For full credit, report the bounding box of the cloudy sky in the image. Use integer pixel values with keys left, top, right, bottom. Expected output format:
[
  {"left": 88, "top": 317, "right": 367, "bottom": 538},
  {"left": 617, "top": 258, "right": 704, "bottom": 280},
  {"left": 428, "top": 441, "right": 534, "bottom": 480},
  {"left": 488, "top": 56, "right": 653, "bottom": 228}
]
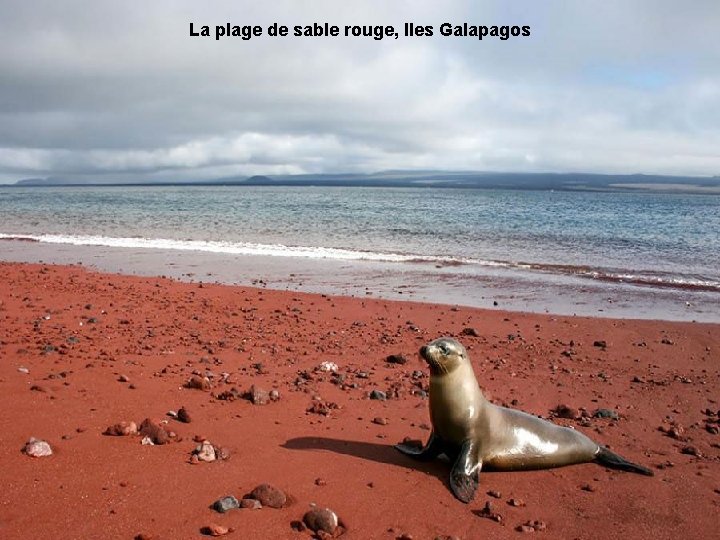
[{"left": 1, "top": 0, "right": 719, "bottom": 183}]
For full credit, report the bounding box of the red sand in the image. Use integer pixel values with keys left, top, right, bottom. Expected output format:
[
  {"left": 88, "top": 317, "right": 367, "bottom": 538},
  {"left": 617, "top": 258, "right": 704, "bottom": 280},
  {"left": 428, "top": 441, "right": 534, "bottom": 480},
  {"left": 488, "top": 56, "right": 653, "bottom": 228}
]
[{"left": 0, "top": 262, "right": 718, "bottom": 539}]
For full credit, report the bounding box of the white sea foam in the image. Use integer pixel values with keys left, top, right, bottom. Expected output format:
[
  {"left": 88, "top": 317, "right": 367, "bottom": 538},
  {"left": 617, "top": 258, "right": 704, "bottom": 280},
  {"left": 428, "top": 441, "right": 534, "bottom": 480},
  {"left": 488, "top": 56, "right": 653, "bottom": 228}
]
[
  {"left": 3, "top": 232, "right": 717, "bottom": 291},
  {"left": 0, "top": 233, "right": 486, "bottom": 266}
]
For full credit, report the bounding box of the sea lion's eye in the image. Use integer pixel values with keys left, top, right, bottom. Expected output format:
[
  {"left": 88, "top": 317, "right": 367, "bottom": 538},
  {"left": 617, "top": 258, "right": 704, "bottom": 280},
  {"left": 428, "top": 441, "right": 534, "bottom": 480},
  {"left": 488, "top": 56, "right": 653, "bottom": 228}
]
[{"left": 439, "top": 343, "right": 449, "bottom": 355}]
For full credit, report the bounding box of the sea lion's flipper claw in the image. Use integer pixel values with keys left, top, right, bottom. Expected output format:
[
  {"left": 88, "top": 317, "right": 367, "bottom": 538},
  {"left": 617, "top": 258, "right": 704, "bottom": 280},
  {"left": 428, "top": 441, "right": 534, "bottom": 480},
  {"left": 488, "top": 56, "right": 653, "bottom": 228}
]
[
  {"left": 450, "top": 440, "right": 481, "bottom": 503},
  {"left": 395, "top": 431, "right": 442, "bottom": 461}
]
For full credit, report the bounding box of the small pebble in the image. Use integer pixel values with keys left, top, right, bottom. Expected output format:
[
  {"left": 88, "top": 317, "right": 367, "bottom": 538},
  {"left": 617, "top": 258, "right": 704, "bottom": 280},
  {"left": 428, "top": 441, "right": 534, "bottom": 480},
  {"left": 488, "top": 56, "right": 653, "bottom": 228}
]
[
  {"left": 681, "top": 445, "right": 702, "bottom": 457},
  {"left": 552, "top": 404, "right": 577, "bottom": 419},
  {"left": 474, "top": 501, "right": 502, "bottom": 523},
  {"left": 386, "top": 354, "right": 408, "bottom": 365},
  {"left": 23, "top": 437, "right": 52, "bottom": 457},
  {"left": 195, "top": 440, "right": 217, "bottom": 462},
  {"left": 519, "top": 520, "right": 547, "bottom": 532},
  {"left": 240, "top": 498, "right": 262, "bottom": 509},
  {"left": 666, "top": 425, "right": 685, "bottom": 440},
  {"left": 369, "top": 390, "right": 387, "bottom": 401},
  {"left": 177, "top": 407, "right": 192, "bottom": 423},
  {"left": 249, "top": 484, "right": 287, "bottom": 508},
  {"left": 201, "top": 524, "right": 230, "bottom": 536},
  {"left": 249, "top": 385, "right": 270, "bottom": 405},
  {"left": 185, "top": 375, "right": 212, "bottom": 391},
  {"left": 216, "top": 446, "right": 231, "bottom": 460},
  {"left": 317, "top": 361, "right": 338, "bottom": 373},
  {"left": 593, "top": 408, "right": 619, "bottom": 420},
  {"left": 104, "top": 421, "right": 138, "bottom": 436},
  {"left": 138, "top": 418, "right": 170, "bottom": 445},
  {"left": 212, "top": 495, "right": 240, "bottom": 513},
  {"left": 303, "top": 507, "right": 339, "bottom": 534}
]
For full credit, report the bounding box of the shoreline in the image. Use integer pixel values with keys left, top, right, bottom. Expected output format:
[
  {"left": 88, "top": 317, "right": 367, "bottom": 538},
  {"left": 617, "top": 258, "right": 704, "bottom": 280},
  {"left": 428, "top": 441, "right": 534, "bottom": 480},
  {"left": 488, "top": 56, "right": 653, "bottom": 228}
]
[
  {"left": 1, "top": 261, "right": 718, "bottom": 539},
  {"left": 1, "top": 239, "right": 718, "bottom": 322}
]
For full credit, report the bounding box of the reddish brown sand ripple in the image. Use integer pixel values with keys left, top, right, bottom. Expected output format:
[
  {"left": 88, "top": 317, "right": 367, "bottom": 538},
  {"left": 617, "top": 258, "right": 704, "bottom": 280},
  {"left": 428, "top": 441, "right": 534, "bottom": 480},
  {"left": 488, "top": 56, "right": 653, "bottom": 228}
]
[{"left": 0, "top": 262, "right": 718, "bottom": 539}]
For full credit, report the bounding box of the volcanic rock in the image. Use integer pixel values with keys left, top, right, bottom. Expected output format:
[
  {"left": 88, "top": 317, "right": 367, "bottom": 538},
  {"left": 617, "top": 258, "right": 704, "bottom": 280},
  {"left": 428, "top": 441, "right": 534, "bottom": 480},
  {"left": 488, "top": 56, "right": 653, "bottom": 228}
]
[
  {"left": 303, "top": 507, "right": 339, "bottom": 535},
  {"left": 552, "top": 404, "right": 577, "bottom": 419},
  {"left": 138, "top": 418, "right": 170, "bottom": 445},
  {"left": 185, "top": 375, "right": 212, "bottom": 391},
  {"left": 104, "top": 421, "right": 138, "bottom": 436},
  {"left": 212, "top": 495, "right": 240, "bottom": 513},
  {"left": 201, "top": 524, "right": 230, "bottom": 536},
  {"left": 248, "top": 385, "right": 270, "bottom": 405},
  {"left": 240, "top": 498, "right": 262, "bottom": 509},
  {"left": 249, "top": 484, "right": 287, "bottom": 508},
  {"left": 386, "top": 354, "right": 408, "bottom": 365},
  {"left": 593, "top": 408, "right": 619, "bottom": 420},
  {"left": 177, "top": 407, "right": 192, "bottom": 423},
  {"left": 194, "top": 440, "right": 217, "bottom": 462}
]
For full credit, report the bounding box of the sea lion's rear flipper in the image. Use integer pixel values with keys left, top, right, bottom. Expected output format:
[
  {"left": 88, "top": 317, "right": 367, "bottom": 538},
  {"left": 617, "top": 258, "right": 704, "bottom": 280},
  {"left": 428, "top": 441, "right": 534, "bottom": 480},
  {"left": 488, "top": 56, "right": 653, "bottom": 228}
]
[
  {"left": 395, "top": 431, "right": 443, "bottom": 461},
  {"left": 450, "top": 440, "right": 482, "bottom": 503},
  {"left": 595, "top": 446, "right": 654, "bottom": 476}
]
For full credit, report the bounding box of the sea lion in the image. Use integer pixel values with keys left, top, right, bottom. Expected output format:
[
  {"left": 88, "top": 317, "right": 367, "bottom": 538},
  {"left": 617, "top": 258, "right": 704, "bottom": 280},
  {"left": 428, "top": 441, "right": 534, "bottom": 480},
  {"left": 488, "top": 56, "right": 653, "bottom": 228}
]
[{"left": 395, "top": 337, "right": 653, "bottom": 503}]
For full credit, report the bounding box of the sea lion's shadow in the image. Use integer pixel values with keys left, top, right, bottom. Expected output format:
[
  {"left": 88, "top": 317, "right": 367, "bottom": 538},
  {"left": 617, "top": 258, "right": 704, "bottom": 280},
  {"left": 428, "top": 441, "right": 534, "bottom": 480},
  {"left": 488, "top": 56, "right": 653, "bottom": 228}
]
[{"left": 282, "top": 436, "right": 449, "bottom": 484}]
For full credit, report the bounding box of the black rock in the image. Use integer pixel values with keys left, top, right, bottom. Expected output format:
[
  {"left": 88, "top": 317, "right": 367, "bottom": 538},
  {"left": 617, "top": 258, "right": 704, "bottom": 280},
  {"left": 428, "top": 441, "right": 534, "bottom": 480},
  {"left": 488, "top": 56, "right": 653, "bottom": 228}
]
[
  {"left": 212, "top": 495, "right": 240, "bottom": 513},
  {"left": 369, "top": 389, "right": 387, "bottom": 401},
  {"left": 593, "top": 408, "right": 619, "bottom": 420},
  {"left": 177, "top": 406, "right": 192, "bottom": 423}
]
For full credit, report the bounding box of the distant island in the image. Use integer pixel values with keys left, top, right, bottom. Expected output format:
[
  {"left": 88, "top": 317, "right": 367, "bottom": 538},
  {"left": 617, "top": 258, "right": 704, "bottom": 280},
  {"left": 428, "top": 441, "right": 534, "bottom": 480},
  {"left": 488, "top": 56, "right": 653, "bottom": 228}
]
[{"left": 10, "top": 171, "right": 720, "bottom": 194}]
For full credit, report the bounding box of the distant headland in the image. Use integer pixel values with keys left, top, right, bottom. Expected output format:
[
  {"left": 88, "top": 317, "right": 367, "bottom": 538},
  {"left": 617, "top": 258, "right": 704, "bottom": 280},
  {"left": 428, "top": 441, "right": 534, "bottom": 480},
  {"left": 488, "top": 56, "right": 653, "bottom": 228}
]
[{"left": 9, "top": 171, "right": 720, "bottom": 194}]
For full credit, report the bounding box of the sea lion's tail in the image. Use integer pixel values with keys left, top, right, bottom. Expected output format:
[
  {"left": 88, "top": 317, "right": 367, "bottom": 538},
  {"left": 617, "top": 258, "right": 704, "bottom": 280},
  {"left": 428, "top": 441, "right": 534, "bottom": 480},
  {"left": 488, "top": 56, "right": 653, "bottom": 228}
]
[{"left": 595, "top": 447, "right": 654, "bottom": 476}]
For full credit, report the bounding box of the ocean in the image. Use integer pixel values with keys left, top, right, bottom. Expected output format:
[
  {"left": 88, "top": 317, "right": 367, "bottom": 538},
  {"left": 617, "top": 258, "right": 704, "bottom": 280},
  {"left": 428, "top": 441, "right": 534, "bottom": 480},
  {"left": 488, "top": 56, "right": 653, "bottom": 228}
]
[{"left": 1, "top": 185, "right": 719, "bottom": 321}]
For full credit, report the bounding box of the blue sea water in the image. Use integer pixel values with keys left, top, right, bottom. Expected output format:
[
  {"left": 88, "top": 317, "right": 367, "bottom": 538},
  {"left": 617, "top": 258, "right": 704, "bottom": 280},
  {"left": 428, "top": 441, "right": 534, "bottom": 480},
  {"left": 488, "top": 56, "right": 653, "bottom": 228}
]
[{"left": 1, "top": 185, "right": 719, "bottom": 319}]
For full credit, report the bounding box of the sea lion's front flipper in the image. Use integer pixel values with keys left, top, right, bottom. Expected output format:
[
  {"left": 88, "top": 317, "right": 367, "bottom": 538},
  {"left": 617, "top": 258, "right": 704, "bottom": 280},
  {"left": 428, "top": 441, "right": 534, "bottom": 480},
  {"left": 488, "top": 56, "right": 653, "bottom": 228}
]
[
  {"left": 395, "top": 431, "right": 443, "bottom": 461},
  {"left": 450, "top": 440, "right": 482, "bottom": 503}
]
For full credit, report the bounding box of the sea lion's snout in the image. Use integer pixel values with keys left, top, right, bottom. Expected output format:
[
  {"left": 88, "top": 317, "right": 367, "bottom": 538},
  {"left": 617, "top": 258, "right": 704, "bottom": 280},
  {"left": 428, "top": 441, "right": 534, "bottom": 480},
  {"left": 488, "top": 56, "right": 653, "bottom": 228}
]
[{"left": 420, "top": 338, "right": 468, "bottom": 375}]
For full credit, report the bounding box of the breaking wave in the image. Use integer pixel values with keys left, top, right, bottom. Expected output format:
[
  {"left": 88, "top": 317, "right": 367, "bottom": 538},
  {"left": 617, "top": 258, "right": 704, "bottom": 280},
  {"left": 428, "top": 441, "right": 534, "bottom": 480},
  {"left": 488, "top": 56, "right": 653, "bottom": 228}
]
[{"left": 2, "top": 233, "right": 718, "bottom": 293}]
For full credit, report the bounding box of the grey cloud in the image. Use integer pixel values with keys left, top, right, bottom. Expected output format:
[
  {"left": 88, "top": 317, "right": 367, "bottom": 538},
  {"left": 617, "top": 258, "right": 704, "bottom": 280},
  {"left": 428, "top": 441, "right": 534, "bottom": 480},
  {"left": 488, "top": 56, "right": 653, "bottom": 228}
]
[{"left": 0, "top": 0, "right": 719, "bottom": 182}]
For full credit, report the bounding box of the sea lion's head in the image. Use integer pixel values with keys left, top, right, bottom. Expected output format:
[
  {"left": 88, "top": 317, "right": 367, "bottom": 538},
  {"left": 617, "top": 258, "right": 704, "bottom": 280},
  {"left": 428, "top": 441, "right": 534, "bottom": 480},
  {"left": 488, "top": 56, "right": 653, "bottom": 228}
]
[{"left": 420, "top": 337, "right": 468, "bottom": 375}]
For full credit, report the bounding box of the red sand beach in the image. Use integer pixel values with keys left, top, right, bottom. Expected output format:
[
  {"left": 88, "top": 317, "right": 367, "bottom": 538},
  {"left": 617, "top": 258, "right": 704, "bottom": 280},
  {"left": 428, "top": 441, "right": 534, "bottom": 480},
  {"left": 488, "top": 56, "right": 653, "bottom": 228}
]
[{"left": 0, "top": 262, "right": 718, "bottom": 539}]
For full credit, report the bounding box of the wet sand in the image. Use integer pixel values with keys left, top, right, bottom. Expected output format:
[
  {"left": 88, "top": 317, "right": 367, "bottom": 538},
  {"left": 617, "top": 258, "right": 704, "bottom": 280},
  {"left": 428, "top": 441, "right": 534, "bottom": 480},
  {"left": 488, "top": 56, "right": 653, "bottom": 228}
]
[
  {"left": 2, "top": 239, "right": 718, "bottom": 322},
  {"left": 0, "top": 262, "right": 718, "bottom": 539}
]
